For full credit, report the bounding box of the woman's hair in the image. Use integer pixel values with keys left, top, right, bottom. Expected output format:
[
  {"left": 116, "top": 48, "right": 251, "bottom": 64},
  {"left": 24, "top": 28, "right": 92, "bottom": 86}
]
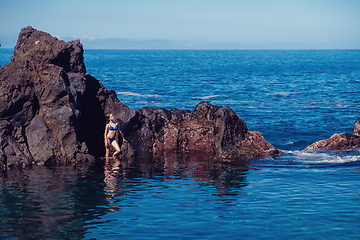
[{"left": 106, "top": 114, "right": 112, "bottom": 124}]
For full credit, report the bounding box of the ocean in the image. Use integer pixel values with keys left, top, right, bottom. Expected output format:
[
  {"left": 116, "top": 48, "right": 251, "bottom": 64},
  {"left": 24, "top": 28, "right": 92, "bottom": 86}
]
[{"left": 1, "top": 49, "right": 360, "bottom": 239}]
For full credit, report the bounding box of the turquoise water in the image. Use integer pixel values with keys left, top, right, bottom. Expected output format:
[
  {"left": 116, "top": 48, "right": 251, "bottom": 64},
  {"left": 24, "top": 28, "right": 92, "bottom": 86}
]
[{"left": 1, "top": 49, "right": 360, "bottom": 239}]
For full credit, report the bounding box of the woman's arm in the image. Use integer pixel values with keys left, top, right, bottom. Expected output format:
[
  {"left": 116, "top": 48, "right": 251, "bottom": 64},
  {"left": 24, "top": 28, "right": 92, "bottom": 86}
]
[{"left": 118, "top": 127, "right": 127, "bottom": 142}]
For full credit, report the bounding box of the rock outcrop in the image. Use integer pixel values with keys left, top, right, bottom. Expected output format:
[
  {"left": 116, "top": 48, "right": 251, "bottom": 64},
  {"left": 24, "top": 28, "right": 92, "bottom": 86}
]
[
  {"left": 134, "top": 102, "right": 277, "bottom": 161},
  {"left": 0, "top": 26, "right": 277, "bottom": 169},
  {"left": 303, "top": 119, "right": 360, "bottom": 151},
  {"left": 0, "top": 26, "right": 102, "bottom": 167}
]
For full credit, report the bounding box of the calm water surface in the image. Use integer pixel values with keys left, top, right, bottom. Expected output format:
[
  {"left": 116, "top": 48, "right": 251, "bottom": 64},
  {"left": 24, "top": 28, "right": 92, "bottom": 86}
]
[{"left": 1, "top": 49, "right": 360, "bottom": 239}]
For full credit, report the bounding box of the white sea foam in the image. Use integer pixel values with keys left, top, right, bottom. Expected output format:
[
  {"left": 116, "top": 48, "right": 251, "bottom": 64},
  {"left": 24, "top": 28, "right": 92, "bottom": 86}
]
[
  {"left": 284, "top": 150, "right": 360, "bottom": 164},
  {"left": 117, "top": 91, "right": 161, "bottom": 98}
]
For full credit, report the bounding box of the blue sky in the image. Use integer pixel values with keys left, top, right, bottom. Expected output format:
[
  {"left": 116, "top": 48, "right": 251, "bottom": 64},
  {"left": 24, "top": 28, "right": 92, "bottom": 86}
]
[{"left": 1, "top": 0, "right": 360, "bottom": 49}]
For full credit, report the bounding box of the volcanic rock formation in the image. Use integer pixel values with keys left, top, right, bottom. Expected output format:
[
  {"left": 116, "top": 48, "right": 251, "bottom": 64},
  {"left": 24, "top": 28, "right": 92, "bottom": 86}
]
[
  {"left": 0, "top": 26, "right": 277, "bottom": 169},
  {"left": 303, "top": 119, "right": 360, "bottom": 151}
]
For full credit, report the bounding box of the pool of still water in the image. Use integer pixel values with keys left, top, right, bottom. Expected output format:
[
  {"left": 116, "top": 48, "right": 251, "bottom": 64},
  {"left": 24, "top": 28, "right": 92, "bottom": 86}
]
[
  {"left": 2, "top": 150, "right": 359, "bottom": 240},
  {"left": 84, "top": 152, "right": 360, "bottom": 240}
]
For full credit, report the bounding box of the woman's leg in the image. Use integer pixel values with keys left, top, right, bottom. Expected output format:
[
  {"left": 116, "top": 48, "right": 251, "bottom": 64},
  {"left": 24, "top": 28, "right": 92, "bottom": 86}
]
[
  {"left": 112, "top": 140, "right": 121, "bottom": 157},
  {"left": 105, "top": 139, "right": 111, "bottom": 157}
]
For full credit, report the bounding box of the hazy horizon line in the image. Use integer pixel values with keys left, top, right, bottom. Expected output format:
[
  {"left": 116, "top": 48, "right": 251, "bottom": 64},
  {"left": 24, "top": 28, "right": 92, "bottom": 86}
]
[{"left": 1, "top": 36, "right": 359, "bottom": 50}]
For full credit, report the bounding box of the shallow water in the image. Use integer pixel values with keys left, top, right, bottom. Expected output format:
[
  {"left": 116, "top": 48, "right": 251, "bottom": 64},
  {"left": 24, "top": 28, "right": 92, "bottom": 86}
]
[
  {"left": 1, "top": 49, "right": 360, "bottom": 239},
  {"left": 0, "top": 152, "right": 359, "bottom": 240}
]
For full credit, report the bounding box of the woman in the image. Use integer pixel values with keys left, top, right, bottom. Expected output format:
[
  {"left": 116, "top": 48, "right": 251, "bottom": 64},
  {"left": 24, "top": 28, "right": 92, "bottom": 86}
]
[{"left": 104, "top": 114, "right": 127, "bottom": 157}]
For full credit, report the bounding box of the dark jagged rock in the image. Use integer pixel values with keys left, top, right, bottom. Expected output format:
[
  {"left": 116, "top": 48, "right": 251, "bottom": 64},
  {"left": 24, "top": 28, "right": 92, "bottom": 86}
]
[
  {"left": 0, "top": 26, "right": 102, "bottom": 168},
  {"left": 0, "top": 26, "right": 278, "bottom": 169},
  {"left": 303, "top": 119, "right": 360, "bottom": 151}
]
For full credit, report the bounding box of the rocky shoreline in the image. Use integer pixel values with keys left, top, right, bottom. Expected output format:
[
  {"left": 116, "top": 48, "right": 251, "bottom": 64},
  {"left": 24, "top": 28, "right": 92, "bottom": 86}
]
[
  {"left": 0, "top": 27, "right": 280, "bottom": 169},
  {"left": 0, "top": 27, "right": 358, "bottom": 169}
]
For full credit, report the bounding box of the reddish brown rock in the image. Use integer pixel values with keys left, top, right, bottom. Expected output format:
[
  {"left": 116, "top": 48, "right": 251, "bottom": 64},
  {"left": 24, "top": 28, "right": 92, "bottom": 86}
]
[
  {"left": 353, "top": 119, "right": 360, "bottom": 137},
  {"left": 136, "top": 102, "right": 278, "bottom": 162},
  {"left": 303, "top": 119, "right": 360, "bottom": 151}
]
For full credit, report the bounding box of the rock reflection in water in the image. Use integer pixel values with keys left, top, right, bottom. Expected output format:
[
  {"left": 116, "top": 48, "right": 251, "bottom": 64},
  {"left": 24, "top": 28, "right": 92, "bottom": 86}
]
[
  {"left": 1, "top": 152, "right": 249, "bottom": 239},
  {"left": 0, "top": 162, "right": 107, "bottom": 240},
  {"left": 104, "top": 151, "right": 250, "bottom": 197}
]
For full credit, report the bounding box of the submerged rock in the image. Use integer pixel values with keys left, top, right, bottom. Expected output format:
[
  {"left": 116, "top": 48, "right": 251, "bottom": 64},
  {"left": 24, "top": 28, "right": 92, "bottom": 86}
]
[
  {"left": 303, "top": 119, "right": 360, "bottom": 151},
  {"left": 0, "top": 26, "right": 277, "bottom": 168}
]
